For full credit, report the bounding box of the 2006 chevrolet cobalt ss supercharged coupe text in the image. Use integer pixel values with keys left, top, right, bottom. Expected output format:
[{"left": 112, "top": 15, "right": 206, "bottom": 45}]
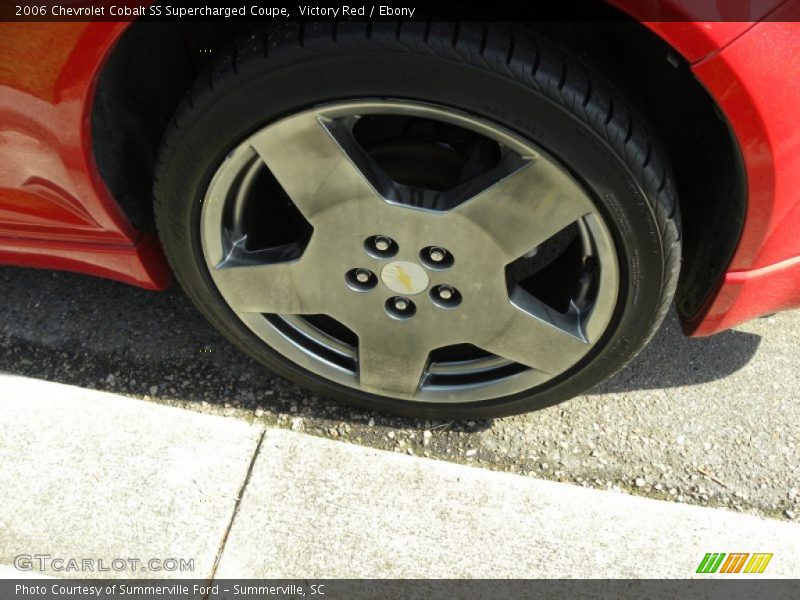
[{"left": 1, "top": 1, "right": 799, "bottom": 417}]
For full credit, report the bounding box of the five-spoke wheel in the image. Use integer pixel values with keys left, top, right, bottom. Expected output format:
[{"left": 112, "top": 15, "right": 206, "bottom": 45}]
[{"left": 200, "top": 102, "right": 618, "bottom": 402}]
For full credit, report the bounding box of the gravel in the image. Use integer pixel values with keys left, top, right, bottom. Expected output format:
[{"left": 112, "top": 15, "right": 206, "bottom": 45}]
[{"left": 1, "top": 266, "right": 798, "bottom": 520}]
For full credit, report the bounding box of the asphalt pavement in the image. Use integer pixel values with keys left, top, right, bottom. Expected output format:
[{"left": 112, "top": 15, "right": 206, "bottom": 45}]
[{"left": 1, "top": 265, "right": 798, "bottom": 521}]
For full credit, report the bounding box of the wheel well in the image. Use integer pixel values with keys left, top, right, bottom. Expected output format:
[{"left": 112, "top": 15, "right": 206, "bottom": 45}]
[
  {"left": 540, "top": 22, "right": 747, "bottom": 323},
  {"left": 91, "top": 22, "right": 242, "bottom": 231},
  {"left": 92, "top": 18, "right": 746, "bottom": 322}
]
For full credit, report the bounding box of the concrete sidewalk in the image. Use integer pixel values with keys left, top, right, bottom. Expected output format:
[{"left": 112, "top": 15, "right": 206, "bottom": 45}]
[{"left": 1, "top": 375, "right": 799, "bottom": 579}]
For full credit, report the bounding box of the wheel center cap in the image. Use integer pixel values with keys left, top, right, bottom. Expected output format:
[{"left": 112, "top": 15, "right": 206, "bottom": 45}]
[{"left": 380, "top": 261, "right": 429, "bottom": 295}]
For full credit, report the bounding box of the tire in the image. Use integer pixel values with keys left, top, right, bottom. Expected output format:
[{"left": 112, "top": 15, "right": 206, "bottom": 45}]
[{"left": 154, "top": 22, "right": 681, "bottom": 419}]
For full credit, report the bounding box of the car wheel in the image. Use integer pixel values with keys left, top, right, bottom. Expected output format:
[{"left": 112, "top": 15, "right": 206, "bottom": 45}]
[{"left": 154, "top": 23, "right": 680, "bottom": 419}]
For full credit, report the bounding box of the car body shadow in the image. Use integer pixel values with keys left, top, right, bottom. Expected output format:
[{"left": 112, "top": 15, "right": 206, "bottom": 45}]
[
  {"left": 589, "top": 315, "right": 761, "bottom": 395},
  {"left": 0, "top": 267, "right": 761, "bottom": 427}
]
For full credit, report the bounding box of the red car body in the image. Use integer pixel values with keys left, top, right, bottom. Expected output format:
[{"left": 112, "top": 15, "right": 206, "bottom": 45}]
[{"left": 1, "top": 3, "right": 800, "bottom": 336}]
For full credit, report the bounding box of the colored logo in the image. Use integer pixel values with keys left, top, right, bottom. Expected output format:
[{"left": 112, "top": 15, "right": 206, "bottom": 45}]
[
  {"left": 380, "top": 261, "right": 429, "bottom": 295},
  {"left": 696, "top": 553, "right": 773, "bottom": 574}
]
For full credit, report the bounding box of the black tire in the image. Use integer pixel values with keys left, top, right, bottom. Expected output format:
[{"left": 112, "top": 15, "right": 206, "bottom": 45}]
[{"left": 154, "top": 22, "right": 681, "bottom": 419}]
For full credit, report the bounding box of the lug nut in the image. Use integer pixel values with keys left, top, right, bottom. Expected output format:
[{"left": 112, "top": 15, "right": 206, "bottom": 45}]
[
  {"left": 420, "top": 246, "right": 454, "bottom": 269},
  {"left": 430, "top": 248, "right": 446, "bottom": 262},
  {"left": 365, "top": 235, "right": 398, "bottom": 258},
  {"left": 345, "top": 268, "right": 377, "bottom": 292},
  {"left": 430, "top": 284, "right": 462, "bottom": 309},
  {"left": 385, "top": 296, "right": 416, "bottom": 320}
]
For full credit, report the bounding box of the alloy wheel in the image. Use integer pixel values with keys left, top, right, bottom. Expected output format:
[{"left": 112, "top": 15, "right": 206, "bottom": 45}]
[{"left": 200, "top": 100, "right": 619, "bottom": 403}]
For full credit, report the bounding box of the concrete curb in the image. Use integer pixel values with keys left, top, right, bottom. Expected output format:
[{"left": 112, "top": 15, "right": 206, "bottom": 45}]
[
  {"left": 1, "top": 375, "right": 799, "bottom": 579},
  {"left": 0, "top": 375, "right": 262, "bottom": 579}
]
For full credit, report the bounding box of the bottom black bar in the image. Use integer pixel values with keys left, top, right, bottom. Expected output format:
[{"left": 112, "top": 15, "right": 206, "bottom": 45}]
[{"left": 2, "top": 579, "right": 799, "bottom": 600}]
